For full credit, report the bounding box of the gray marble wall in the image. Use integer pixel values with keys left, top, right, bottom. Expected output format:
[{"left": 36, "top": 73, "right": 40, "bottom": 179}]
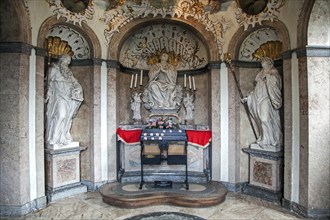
[{"left": 70, "top": 65, "right": 92, "bottom": 181}]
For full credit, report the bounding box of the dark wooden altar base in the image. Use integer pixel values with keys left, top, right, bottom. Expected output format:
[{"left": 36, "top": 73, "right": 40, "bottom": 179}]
[{"left": 100, "top": 181, "right": 227, "bottom": 208}]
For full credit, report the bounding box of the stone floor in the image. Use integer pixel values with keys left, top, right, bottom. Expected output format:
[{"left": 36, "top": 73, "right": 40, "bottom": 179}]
[{"left": 19, "top": 190, "right": 304, "bottom": 219}]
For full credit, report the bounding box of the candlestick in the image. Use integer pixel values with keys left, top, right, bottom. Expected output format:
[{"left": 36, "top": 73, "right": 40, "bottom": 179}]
[
  {"left": 140, "top": 70, "right": 143, "bottom": 86},
  {"left": 192, "top": 76, "right": 196, "bottom": 90},
  {"left": 130, "top": 74, "right": 134, "bottom": 88},
  {"left": 134, "top": 73, "right": 138, "bottom": 87},
  {"left": 184, "top": 74, "right": 187, "bottom": 88},
  {"left": 189, "top": 75, "right": 192, "bottom": 89}
]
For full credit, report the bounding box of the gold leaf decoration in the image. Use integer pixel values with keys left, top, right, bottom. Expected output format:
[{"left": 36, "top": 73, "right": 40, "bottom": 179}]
[
  {"left": 252, "top": 40, "right": 282, "bottom": 60},
  {"left": 44, "top": 36, "right": 74, "bottom": 58},
  {"left": 147, "top": 49, "right": 181, "bottom": 67}
]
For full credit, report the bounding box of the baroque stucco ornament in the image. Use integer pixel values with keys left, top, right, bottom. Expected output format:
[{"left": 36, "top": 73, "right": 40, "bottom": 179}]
[
  {"left": 235, "top": 0, "right": 285, "bottom": 30},
  {"left": 101, "top": 0, "right": 231, "bottom": 56},
  {"left": 45, "top": 25, "right": 91, "bottom": 59},
  {"left": 46, "top": 0, "right": 95, "bottom": 25},
  {"left": 119, "top": 24, "right": 207, "bottom": 70},
  {"left": 239, "top": 27, "right": 281, "bottom": 61}
]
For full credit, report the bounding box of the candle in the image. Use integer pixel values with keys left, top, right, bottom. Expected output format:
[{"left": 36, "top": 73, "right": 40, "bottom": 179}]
[
  {"left": 130, "top": 74, "right": 134, "bottom": 88},
  {"left": 189, "top": 75, "right": 192, "bottom": 89},
  {"left": 134, "top": 73, "right": 138, "bottom": 87},
  {"left": 184, "top": 74, "right": 187, "bottom": 88},
  {"left": 140, "top": 70, "right": 143, "bottom": 86},
  {"left": 193, "top": 76, "right": 196, "bottom": 90}
]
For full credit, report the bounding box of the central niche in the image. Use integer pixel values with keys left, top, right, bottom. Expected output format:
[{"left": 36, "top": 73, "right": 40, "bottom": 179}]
[
  {"left": 118, "top": 23, "right": 210, "bottom": 126},
  {"left": 119, "top": 24, "right": 208, "bottom": 71}
]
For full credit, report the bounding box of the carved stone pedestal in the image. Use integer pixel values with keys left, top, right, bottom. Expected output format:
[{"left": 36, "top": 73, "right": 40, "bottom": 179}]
[
  {"left": 45, "top": 145, "right": 87, "bottom": 202},
  {"left": 242, "top": 148, "right": 283, "bottom": 203}
]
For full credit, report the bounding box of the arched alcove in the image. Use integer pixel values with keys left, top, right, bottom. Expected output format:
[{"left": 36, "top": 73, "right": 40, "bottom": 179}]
[
  {"left": 0, "top": 0, "right": 31, "bottom": 43},
  {"left": 110, "top": 17, "right": 218, "bottom": 127},
  {"left": 37, "top": 16, "right": 101, "bottom": 59},
  {"left": 109, "top": 17, "right": 218, "bottom": 61}
]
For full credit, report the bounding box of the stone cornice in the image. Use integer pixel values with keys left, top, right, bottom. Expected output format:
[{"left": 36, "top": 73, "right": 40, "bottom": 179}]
[
  {"left": 70, "top": 59, "right": 94, "bottom": 66},
  {"left": 0, "top": 42, "right": 33, "bottom": 55},
  {"left": 208, "top": 61, "right": 222, "bottom": 69},
  {"left": 107, "top": 60, "right": 120, "bottom": 68},
  {"left": 296, "top": 46, "right": 330, "bottom": 58}
]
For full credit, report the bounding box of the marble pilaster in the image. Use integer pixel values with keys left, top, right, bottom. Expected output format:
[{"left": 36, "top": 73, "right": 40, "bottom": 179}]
[
  {"left": 108, "top": 66, "right": 118, "bottom": 181},
  {"left": 281, "top": 55, "right": 293, "bottom": 202},
  {"left": 0, "top": 47, "right": 46, "bottom": 217},
  {"left": 210, "top": 67, "right": 221, "bottom": 181}
]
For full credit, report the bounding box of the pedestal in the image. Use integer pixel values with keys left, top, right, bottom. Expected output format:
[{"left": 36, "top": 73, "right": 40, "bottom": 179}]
[
  {"left": 45, "top": 145, "right": 87, "bottom": 202},
  {"left": 242, "top": 148, "right": 283, "bottom": 203}
]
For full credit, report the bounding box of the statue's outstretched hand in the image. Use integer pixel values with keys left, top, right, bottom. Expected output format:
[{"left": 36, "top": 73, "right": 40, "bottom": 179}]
[{"left": 241, "top": 97, "right": 247, "bottom": 104}]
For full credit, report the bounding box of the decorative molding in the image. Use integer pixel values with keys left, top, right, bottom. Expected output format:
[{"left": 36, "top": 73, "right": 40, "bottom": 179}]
[
  {"left": 221, "top": 181, "right": 247, "bottom": 192},
  {"left": 107, "top": 60, "right": 121, "bottom": 68},
  {"left": 295, "top": 46, "right": 330, "bottom": 58},
  {"left": 0, "top": 42, "right": 34, "bottom": 55},
  {"left": 70, "top": 59, "right": 94, "bottom": 66},
  {"left": 242, "top": 184, "right": 282, "bottom": 204},
  {"left": 0, "top": 196, "right": 47, "bottom": 217},
  {"left": 46, "top": 0, "right": 95, "bottom": 26},
  {"left": 208, "top": 61, "right": 222, "bottom": 69},
  {"left": 81, "top": 180, "right": 108, "bottom": 191},
  {"left": 101, "top": 0, "right": 232, "bottom": 56},
  {"left": 235, "top": 0, "right": 285, "bottom": 30},
  {"left": 242, "top": 148, "right": 284, "bottom": 161},
  {"left": 282, "top": 199, "right": 330, "bottom": 218},
  {"left": 45, "top": 25, "right": 90, "bottom": 59},
  {"left": 232, "top": 60, "right": 261, "bottom": 68},
  {"left": 92, "top": 58, "right": 105, "bottom": 66},
  {"left": 280, "top": 50, "right": 293, "bottom": 60}
]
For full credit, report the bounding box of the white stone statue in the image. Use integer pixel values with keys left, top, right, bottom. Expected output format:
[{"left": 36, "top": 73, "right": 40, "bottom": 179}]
[
  {"left": 131, "top": 91, "right": 142, "bottom": 122},
  {"left": 45, "top": 55, "right": 84, "bottom": 146},
  {"left": 183, "top": 93, "right": 195, "bottom": 124},
  {"left": 142, "top": 52, "right": 182, "bottom": 111},
  {"left": 242, "top": 57, "right": 283, "bottom": 151}
]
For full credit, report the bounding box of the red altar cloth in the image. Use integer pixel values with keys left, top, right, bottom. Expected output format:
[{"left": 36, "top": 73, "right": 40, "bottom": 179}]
[
  {"left": 186, "top": 130, "right": 212, "bottom": 148},
  {"left": 116, "top": 128, "right": 142, "bottom": 145},
  {"left": 116, "top": 128, "right": 212, "bottom": 148}
]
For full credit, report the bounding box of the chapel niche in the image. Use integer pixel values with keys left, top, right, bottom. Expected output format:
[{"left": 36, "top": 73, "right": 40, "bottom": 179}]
[{"left": 117, "top": 23, "right": 210, "bottom": 127}]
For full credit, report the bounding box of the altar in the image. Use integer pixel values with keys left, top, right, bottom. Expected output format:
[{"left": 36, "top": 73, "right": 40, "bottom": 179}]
[{"left": 116, "top": 127, "right": 212, "bottom": 184}]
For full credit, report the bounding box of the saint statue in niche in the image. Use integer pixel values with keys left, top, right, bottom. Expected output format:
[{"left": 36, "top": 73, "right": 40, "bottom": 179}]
[
  {"left": 242, "top": 57, "right": 283, "bottom": 151},
  {"left": 142, "top": 52, "right": 182, "bottom": 111},
  {"left": 45, "top": 55, "right": 84, "bottom": 146}
]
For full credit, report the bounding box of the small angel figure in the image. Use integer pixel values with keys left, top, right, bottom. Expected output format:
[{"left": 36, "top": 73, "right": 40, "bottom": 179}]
[
  {"left": 131, "top": 91, "right": 142, "bottom": 123},
  {"left": 183, "top": 93, "right": 195, "bottom": 124}
]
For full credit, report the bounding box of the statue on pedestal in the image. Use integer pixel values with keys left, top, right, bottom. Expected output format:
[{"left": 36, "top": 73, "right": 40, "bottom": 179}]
[
  {"left": 131, "top": 91, "right": 142, "bottom": 124},
  {"left": 242, "top": 57, "right": 283, "bottom": 151},
  {"left": 45, "top": 55, "right": 83, "bottom": 146},
  {"left": 142, "top": 52, "right": 182, "bottom": 112}
]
